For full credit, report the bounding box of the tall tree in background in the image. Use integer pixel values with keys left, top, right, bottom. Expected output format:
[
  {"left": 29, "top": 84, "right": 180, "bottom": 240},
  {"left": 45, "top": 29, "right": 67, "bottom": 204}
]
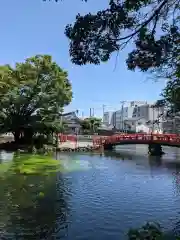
[
  {"left": 0, "top": 55, "right": 72, "bottom": 143},
  {"left": 80, "top": 117, "right": 102, "bottom": 134}
]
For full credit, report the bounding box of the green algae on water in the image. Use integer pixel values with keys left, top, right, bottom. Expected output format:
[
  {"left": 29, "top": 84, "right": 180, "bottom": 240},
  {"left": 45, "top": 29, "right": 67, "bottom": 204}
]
[
  {"left": 14, "top": 154, "right": 62, "bottom": 175},
  {"left": 0, "top": 154, "right": 91, "bottom": 177},
  {"left": 0, "top": 154, "right": 62, "bottom": 176},
  {"left": 0, "top": 161, "right": 13, "bottom": 175}
]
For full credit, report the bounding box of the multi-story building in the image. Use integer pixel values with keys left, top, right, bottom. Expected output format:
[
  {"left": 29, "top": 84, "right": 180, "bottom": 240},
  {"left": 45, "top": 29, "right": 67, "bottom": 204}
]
[
  {"left": 103, "top": 101, "right": 164, "bottom": 133},
  {"left": 103, "top": 111, "right": 113, "bottom": 126}
]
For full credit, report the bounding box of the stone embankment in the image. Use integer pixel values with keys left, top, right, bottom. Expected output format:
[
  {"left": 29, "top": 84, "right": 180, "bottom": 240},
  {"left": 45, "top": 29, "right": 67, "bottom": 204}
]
[
  {"left": 57, "top": 141, "right": 101, "bottom": 152},
  {"left": 0, "top": 139, "right": 102, "bottom": 153}
]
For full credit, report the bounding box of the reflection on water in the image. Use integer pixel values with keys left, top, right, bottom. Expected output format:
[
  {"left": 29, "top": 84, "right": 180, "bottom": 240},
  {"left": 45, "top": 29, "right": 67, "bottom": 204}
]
[
  {"left": 0, "top": 146, "right": 180, "bottom": 239},
  {"left": 0, "top": 154, "right": 68, "bottom": 239}
]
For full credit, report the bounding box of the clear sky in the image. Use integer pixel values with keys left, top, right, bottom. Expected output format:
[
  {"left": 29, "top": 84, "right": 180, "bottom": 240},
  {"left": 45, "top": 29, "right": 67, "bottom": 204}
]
[{"left": 1, "top": 0, "right": 166, "bottom": 117}]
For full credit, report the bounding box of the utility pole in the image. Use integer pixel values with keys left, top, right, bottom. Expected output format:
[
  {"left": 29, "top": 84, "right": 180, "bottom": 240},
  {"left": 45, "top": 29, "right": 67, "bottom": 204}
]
[
  {"left": 120, "top": 101, "right": 126, "bottom": 132},
  {"left": 152, "top": 104, "right": 155, "bottom": 133},
  {"left": 92, "top": 108, "right": 94, "bottom": 117},
  {"left": 173, "top": 106, "right": 176, "bottom": 134},
  {"left": 172, "top": 89, "right": 176, "bottom": 134},
  {"left": 102, "top": 104, "right": 106, "bottom": 123},
  {"left": 76, "top": 109, "right": 79, "bottom": 117},
  {"left": 82, "top": 111, "right": 84, "bottom": 119},
  {"left": 102, "top": 104, "right": 105, "bottom": 115}
]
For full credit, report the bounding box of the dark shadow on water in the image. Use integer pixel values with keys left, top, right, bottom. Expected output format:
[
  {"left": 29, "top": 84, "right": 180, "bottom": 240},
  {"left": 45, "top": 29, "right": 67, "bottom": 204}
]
[
  {"left": 103, "top": 150, "right": 133, "bottom": 161},
  {"left": 148, "top": 156, "right": 163, "bottom": 168},
  {"left": 104, "top": 150, "right": 180, "bottom": 170},
  {"left": 165, "top": 162, "right": 180, "bottom": 170}
]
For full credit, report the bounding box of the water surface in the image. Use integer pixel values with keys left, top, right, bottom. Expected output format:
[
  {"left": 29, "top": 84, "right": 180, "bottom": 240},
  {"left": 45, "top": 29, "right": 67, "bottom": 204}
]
[{"left": 0, "top": 146, "right": 180, "bottom": 239}]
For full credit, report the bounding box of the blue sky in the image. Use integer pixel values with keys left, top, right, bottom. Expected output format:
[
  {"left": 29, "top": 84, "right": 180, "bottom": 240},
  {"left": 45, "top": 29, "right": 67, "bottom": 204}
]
[{"left": 1, "top": 0, "right": 166, "bottom": 117}]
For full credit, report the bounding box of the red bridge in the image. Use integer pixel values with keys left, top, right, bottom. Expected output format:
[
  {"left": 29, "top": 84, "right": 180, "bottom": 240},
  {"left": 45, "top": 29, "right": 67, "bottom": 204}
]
[
  {"left": 58, "top": 133, "right": 180, "bottom": 156},
  {"left": 93, "top": 133, "right": 180, "bottom": 156}
]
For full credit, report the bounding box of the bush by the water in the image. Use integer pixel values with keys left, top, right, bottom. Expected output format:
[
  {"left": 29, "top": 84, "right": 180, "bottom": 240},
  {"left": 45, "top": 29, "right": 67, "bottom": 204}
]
[
  {"left": 128, "top": 222, "right": 180, "bottom": 239},
  {"left": 128, "top": 222, "right": 163, "bottom": 239}
]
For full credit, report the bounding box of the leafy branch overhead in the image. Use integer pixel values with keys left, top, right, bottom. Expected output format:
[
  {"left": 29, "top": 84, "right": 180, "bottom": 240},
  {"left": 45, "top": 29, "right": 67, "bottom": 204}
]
[{"left": 48, "top": 0, "right": 179, "bottom": 78}]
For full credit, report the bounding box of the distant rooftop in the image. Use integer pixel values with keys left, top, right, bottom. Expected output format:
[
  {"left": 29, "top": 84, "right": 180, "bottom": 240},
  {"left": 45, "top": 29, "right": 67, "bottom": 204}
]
[
  {"left": 98, "top": 124, "right": 114, "bottom": 130},
  {"left": 61, "top": 111, "right": 77, "bottom": 116},
  {"left": 124, "top": 117, "right": 147, "bottom": 121}
]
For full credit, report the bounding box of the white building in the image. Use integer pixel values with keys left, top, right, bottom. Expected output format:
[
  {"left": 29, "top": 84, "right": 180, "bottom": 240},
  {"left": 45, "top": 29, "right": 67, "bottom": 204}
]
[
  {"left": 103, "top": 111, "right": 114, "bottom": 126},
  {"left": 103, "top": 101, "right": 163, "bottom": 133},
  {"left": 124, "top": 117, "right": 163, "bottom": 133}
]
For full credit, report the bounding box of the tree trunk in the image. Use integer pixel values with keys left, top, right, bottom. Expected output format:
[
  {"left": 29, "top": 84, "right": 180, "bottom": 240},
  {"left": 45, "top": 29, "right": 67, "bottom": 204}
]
[
  {"left": 24, "top": 129, "right": 33, "bottom": 144},
  {"left": 13, "top": 130, "right": 20, "bottom": 143}
]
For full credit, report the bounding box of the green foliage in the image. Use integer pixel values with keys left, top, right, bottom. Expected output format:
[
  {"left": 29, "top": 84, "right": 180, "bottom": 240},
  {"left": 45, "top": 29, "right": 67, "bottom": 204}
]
[
  {"left": 128, "top": 222, "right": 180, "bottom": 239},
  {"left": 128, "top": 222, "right": 163, "bottom": 239},
  {"left": 161, "top": 78, "right": 180, "bottom": 114},
  {"left": 0, "top": 65, "right": 18, "bottom": 95},
  {"left": 127, "top": 25, "right": 180, "bottom": 79},
  {"left": 0, "top": 55, "right": 72, "bottom": 143},
  {"left": 154, "top": 99, "right": 166, "bottom": 108},
  {"left": 158, "top": 55, "right": 180, "bottom": 115},
  {"left": 80, "top": 117, "right": 102, "bottom": 133},
  {"left": 54, "top": 0, "right": 180, "bottom": 78}
]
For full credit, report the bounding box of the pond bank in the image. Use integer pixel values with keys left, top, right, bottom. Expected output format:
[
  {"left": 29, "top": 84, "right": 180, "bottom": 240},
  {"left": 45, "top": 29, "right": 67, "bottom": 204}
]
[{"left": 0, "top": 140, "right": 101, "bottom": 153}]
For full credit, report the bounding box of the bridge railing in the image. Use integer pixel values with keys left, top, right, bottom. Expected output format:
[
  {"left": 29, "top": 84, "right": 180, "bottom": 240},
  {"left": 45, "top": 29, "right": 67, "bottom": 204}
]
[
  {"left": 58, "top": 133, "right": 180, "bottom": 146},
  {"left": 92, "top": 133, "right": 180, "bottom": 146},
  {"left": 58, "top": 134, "right": 77, "bottom": 143}
]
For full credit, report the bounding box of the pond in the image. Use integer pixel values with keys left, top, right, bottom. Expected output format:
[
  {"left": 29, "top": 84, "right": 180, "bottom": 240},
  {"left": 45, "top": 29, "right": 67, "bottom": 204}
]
[{"left": 0, "top": 146, "right": 180, "bottom": 239}]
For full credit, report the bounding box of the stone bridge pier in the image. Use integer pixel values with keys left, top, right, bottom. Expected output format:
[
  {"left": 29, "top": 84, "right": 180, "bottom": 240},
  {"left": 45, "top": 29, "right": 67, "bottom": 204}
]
[
  {"left": 103, "top": 144, "right": 114, "bottom": 151},
  {"left": 148, "top": 143, "right": 164, "bottom": 156}
]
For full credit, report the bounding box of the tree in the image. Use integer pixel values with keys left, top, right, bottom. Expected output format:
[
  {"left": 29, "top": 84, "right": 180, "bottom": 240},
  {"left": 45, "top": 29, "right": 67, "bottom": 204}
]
[
  {"left": 161, "top": 77, "right": 180, "bottom": 117},
  {"left": 58, "top": 0, "right": 179, "bottom": 78},
  {"left": 0, "top": 55, "right": 72, "bottom": 143},
  {"left": 80, "top": 117, "right": 102, "bottom": 133},
  {"left": 0, "top": 65, "right": 16, "bottom": 94}
]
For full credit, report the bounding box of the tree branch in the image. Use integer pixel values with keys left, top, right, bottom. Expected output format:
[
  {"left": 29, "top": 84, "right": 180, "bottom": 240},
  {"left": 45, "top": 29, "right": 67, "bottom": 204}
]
[{"left": 113, "top": 0, "right": 169, "bottom": 41}]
